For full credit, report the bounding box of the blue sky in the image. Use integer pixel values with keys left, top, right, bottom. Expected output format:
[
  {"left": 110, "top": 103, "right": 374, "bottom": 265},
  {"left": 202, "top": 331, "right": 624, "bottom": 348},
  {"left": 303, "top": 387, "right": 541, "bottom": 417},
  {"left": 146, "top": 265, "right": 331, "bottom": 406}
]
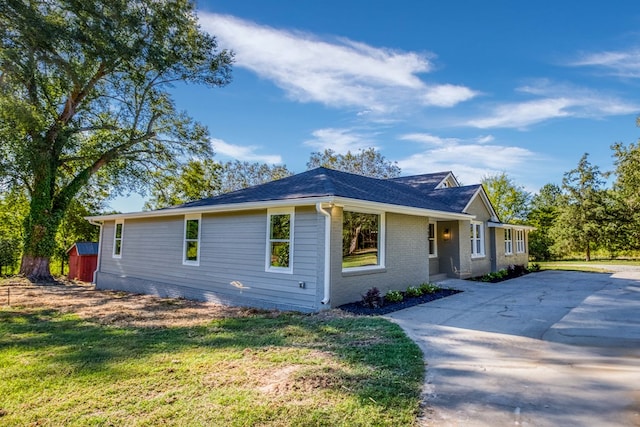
[{"left": 112, "top": 0, "right": 640, "bottom": 212}]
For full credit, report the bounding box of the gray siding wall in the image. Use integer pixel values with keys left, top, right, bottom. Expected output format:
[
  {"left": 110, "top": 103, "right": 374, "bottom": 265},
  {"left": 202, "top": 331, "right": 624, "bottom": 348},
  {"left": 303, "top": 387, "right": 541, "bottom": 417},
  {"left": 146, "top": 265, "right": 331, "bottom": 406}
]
[
  {"left": 97, "top": 206, "right": 324, "bottom": 312},
  {"left": 329, "top": 207, "right": 430, "bottom": 307}
]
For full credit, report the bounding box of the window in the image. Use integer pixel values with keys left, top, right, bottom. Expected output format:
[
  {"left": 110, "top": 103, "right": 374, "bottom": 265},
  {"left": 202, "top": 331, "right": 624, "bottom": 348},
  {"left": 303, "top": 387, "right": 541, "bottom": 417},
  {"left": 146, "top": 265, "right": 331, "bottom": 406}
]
[
  {"left": 266, "top": 208, "right": 293, "bottom": 272},
  {"left": 504, "top": 228, "right": 513, "bottom": 255},
  {"left": 516, "top": 229, "right": 526, "bottom": 253},
  {"left": 428, "top": 222, "right": 437, "bottom": 258},
  {"left": 113, "top": 220, "right": 123, "bottom": 258},
  {"left": 470, "top": 221, "right": 485, "bottom": 258},
  {"left": 342, "top": 210, "right": 385, "bottom": 270},
  {"left": 183, "top": 214, "right": 201, "bottom": 266}
]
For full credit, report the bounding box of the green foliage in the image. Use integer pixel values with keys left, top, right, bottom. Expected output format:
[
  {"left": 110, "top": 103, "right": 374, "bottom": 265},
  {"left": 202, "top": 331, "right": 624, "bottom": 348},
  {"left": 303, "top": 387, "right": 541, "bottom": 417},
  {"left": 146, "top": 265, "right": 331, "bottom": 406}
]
[
  {"left": 527, "top": 183, "right": 562, "bottom": 260},
  {"left": 307, "top": 148, "right": 401, "bottom": 178},
  {"left": 551, "top": 154, "right": 607, "bottom": 261},
  {"left": 385, "top": 290, "right": 404, "bottom": 303},
  {"left": 481, "top": 172, "right": 531, "bottom": 223},
  {"left": 405, "top": 286, "right": 423, "bottom": 298},
  {"left": 144, "top": 159, "right": 292, "bottom": 210},
  {"left": 418, "top": 282, "right": 440, "bottom": 294},
  {"left": 0, "top": 0, "right": 233, "bottom": 278}
]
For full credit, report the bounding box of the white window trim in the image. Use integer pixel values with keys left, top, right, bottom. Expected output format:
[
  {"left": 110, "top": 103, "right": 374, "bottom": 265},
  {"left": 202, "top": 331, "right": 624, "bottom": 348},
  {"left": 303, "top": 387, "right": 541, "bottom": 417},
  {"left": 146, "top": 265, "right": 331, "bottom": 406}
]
[
  {"left": 505, "top": 228, "right": 513, "bottom": 256},
  {"left": 516, "top": 229, "right": 526, "bottom": 254},
  {"left": 342, "top": 209, "right": 386, "bottom": 272},
  {"left": 183, "top": 213, "right": 201, "bottom": 266},
  {"left": 265, "top": 207, "right": 294, "bottom": 274},
  {"left": 470, "top": 220, "right": 485, "bottom": 258},
  {"left": 428, "top": 221, "right": 437, "bottom": 258},
  {"left": 112, "top": 219, "right": 123, "bottom": 258}
]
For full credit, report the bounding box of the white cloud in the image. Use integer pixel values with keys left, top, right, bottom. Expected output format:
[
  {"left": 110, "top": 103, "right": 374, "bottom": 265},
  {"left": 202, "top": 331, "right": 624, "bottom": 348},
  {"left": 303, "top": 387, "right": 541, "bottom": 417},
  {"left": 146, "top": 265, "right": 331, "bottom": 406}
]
[
  {"left": 211, "top": 138, "right": 283, "bottom": 164},
  {"left": 397, "top": 133, "right": 537, "bottom": 184},
  {"left": 399, "top": 133, "right": 460, "bottom": 145},
  {"left": 467, "top": 81, "right": 639, "bottom": 129},
  {"left": 199, "top": 13, "right": 478, "bottom": 112},
  {"left": 570, "top": 48, "right": 640, "bottom": 78},
  {"left": 303, "top": 128, "right": 376, "bottom": 153},
  {"left": 422, "top": 84, "right": 478, "bottom": 107}
]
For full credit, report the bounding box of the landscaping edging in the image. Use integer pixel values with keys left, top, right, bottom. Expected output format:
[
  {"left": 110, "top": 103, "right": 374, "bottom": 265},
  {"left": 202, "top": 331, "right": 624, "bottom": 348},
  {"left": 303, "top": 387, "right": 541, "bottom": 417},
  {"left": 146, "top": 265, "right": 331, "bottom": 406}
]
[{"left": 337, "top": 288, "right": 462, "bottom": 315}]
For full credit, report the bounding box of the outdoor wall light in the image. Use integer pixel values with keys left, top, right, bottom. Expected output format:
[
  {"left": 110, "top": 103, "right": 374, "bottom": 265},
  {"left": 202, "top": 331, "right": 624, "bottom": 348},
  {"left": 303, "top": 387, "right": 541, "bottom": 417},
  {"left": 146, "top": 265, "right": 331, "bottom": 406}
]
[{"left": 443, "top": 228, "right": 451, "bottom": 241}]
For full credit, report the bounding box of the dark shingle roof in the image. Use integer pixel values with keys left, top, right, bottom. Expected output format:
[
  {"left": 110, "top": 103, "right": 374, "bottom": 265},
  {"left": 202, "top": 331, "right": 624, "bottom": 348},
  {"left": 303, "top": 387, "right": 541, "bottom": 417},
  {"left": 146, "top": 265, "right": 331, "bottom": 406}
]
[
  {"left": 390, "top": 172, "right": 453, "bottom": 191},
  {"left": 68, "top": 242, "right": 99, "bottom": 255},
  {"left": 165, "top": 167, "right": 481, "bottom": 216}
]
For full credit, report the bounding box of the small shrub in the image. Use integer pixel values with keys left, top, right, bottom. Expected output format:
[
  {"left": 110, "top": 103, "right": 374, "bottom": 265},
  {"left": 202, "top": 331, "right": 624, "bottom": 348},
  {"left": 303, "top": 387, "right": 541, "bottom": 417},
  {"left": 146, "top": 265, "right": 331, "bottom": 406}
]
[
  {"left": 405, "top": 286, "right": 423, "bottom": 298},
  {"left": 385, "top": 290, "right": 404, "bottom": 303},
  {"left": 419, "top": 282, "right": 440, "bottom": 294},
  {"left": 361, "top": 287, "right": 383, "bottom": 308},
  {"left": 527, "top": 263, "right": 541, "bottom": 273}
]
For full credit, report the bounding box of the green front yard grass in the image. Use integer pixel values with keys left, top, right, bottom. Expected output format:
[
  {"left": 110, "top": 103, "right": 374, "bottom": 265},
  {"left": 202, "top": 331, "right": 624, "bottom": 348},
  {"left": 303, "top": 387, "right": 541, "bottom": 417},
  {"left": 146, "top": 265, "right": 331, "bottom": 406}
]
[
  {"left": 538, "top": 259, "right": 640, "bottom": 273},
  {"left": 0, "top": 297, "right": 424, "bottom": 426}
]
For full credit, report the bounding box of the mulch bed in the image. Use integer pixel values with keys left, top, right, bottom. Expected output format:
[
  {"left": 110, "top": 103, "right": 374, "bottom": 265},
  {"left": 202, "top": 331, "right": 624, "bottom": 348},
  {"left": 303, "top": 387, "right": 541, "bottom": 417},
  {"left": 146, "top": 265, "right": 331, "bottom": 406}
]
[{"left": 337, "top": 288, "right": 462, "bottom": 315}]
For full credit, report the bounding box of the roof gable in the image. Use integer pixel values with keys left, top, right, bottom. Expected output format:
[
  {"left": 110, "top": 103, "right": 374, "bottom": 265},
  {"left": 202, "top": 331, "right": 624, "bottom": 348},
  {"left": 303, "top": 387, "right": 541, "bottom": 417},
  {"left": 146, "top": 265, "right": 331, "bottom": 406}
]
[{"left": 390, "top": 171, "right": 458, "bottom": 191}]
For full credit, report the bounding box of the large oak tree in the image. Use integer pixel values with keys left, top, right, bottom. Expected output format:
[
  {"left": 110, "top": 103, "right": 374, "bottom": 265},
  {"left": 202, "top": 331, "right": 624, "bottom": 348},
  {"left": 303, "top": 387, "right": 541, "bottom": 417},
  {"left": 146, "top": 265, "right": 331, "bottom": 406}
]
[{"left": 0, "top": 0, "right": 233, "bottom": 280}]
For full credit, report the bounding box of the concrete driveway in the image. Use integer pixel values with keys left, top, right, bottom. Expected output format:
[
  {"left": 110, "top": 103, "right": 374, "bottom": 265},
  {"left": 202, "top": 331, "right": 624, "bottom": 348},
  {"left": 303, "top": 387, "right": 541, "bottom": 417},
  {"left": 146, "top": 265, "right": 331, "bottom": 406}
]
[{"left": 387, "top": 270, "right": 640, "bottom": 426}]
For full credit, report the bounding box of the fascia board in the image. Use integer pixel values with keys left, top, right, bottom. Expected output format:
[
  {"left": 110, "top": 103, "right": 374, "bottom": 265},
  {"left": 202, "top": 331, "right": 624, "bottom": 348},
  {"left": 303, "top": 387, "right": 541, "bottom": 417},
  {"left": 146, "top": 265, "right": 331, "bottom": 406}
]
[{"left": 86, "top": 195, "right": 475, "bottom": 223}]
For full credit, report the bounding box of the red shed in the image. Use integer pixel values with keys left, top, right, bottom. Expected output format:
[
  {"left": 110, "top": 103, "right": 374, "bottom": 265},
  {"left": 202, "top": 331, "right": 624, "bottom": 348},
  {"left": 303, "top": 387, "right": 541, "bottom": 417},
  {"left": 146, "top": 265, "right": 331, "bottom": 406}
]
[{"left": 67, "top": 242, "right": 99, "bottom": 282}]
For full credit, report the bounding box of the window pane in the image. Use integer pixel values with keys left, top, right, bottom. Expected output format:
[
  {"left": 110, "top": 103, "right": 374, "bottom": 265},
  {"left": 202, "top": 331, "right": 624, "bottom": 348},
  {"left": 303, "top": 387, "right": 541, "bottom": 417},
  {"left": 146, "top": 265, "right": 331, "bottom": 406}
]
[
  {"left": 342, "top": 211, "right": 379, "bottom": 268},
  {"left": 185, "top": 241, "right": 198, "bottom": 261},
  {"left": 115, "top": 223, "right": 122, "bottom": 238},
  {"left": 429, "top": 240, "right": 435, "bottom": 255},
  {"left": 114, "top": 239, "right": 122, "bottom": 255},
  {"left": 270, "top": 214, "right": 290, "bottom": 240},
  {"left": 186, "top": 219, "right": 199, "bottom": 240},
  {"left": 270, "top": 242, "right": 290, "bottom": 267}
]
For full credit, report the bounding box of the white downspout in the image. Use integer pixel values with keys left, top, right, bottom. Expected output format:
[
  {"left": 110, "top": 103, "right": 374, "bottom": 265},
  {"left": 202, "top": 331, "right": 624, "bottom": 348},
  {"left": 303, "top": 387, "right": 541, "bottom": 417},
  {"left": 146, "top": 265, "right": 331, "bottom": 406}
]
[
  {"left": 88, "top": 220, "right": 103, "bottom": 284},
  {"left": 316, "top": 203, "right": 331, "bottom": 305}
]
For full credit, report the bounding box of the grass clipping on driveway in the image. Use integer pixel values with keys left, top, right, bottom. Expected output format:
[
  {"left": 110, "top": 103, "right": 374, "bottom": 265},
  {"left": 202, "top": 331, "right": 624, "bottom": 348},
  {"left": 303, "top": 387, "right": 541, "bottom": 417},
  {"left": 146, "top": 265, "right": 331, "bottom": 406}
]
[{"left": 0, "top": 279, "right": 424, "bottom": 426}]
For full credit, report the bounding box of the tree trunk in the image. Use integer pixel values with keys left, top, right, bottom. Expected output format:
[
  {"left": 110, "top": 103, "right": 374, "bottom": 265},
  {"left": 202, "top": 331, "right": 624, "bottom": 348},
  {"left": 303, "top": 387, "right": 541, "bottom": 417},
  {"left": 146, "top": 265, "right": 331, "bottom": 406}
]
[
  {"left": 585, "top": 243, "right": 591, "bottom": 262},
  {"left": 19, "top": 255, "right": 53, "bottom": 282},
  {"left": 349, "top": 225, "right": 362, "bottom": 255},
  {"left": 19, "top": 151, "right": 62, "bottom": 282}
]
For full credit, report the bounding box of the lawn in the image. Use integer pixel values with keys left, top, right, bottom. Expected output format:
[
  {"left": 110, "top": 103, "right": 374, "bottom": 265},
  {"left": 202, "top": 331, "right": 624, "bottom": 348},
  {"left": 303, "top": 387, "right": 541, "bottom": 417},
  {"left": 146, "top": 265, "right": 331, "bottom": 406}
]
[
  {"left": 0, "top": 280, "right": 424, "bottom": 426},
  {"left": 538, "top": 259, "right": 640, "bottom": 273}
]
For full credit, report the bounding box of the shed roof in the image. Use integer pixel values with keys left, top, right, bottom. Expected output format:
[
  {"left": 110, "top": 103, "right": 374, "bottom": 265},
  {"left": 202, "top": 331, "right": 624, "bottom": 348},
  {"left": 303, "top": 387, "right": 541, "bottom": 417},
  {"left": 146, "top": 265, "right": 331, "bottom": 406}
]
[{"left": 67, "top": 242, "right": 99, "bottom": 255}]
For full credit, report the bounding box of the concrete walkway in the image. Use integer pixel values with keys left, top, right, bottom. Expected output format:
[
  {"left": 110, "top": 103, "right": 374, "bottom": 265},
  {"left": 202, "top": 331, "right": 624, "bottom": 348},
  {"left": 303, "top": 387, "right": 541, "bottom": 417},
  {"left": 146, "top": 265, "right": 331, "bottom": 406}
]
[{"left": 387, "top": 270, "right": 640, "bottom": 426}]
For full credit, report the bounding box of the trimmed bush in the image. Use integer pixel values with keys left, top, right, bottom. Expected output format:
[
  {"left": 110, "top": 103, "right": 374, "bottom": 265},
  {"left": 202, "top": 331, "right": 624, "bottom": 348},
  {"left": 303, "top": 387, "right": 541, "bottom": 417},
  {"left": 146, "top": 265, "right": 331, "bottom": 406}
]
[
  {"left": 405, "top": 286, "right": 423, "bottom": 298},
  {"left": 385, "top": 290, "right": 404, "bottom": 303},
  {"left": 419, "top": 282, "right": 440, "bottom": 294}
]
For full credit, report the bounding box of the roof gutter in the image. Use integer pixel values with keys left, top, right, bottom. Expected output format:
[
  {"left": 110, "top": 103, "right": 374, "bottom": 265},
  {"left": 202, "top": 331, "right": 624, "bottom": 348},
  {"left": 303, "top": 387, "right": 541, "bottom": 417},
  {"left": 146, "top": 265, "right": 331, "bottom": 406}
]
[
  {"left": 87, "top": 219, "right": 103, "bottom": 284},
  {"left": 316, "top": 203, "right": 332, "bottom": 305}
]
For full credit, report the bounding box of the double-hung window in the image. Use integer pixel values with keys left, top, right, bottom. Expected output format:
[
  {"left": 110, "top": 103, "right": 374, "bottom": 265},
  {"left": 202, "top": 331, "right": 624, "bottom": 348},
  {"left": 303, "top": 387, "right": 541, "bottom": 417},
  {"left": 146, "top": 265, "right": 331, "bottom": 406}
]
[
  {"left": 504, "top": 228, "right": 513, "bottom": 255},
  {"left": 428, "top": 222, "right": 437, "bottom": 258},
  {"left": 183, "top": 214, "right": 201, "bottom": 266},
  {"left": 266, "top": 208, "right": 294, "bottom": 273},
  {"left": 516, "top": 229, "right": 526, "bottom": 253},
  {"left": 113, "top": 220, "right": 124, "bottom": 258},
  {"left": 470, "top": 221, "right": 485, "bottom": 258}
]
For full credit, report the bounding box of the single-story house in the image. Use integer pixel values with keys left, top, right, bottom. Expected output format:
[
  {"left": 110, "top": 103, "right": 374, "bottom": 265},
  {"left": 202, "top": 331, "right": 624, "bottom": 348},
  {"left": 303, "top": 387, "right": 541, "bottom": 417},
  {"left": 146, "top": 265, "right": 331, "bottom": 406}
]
[{"left": 86, "top": 167, "right": 534, "bottom": 312}]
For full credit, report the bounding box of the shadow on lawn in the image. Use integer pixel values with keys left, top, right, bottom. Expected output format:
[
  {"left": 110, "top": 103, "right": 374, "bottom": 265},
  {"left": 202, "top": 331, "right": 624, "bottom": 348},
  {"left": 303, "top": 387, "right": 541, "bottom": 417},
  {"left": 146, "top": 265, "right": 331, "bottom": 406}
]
[{"left": 0, "top": 307, "right": 422, "bottom": 406}]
